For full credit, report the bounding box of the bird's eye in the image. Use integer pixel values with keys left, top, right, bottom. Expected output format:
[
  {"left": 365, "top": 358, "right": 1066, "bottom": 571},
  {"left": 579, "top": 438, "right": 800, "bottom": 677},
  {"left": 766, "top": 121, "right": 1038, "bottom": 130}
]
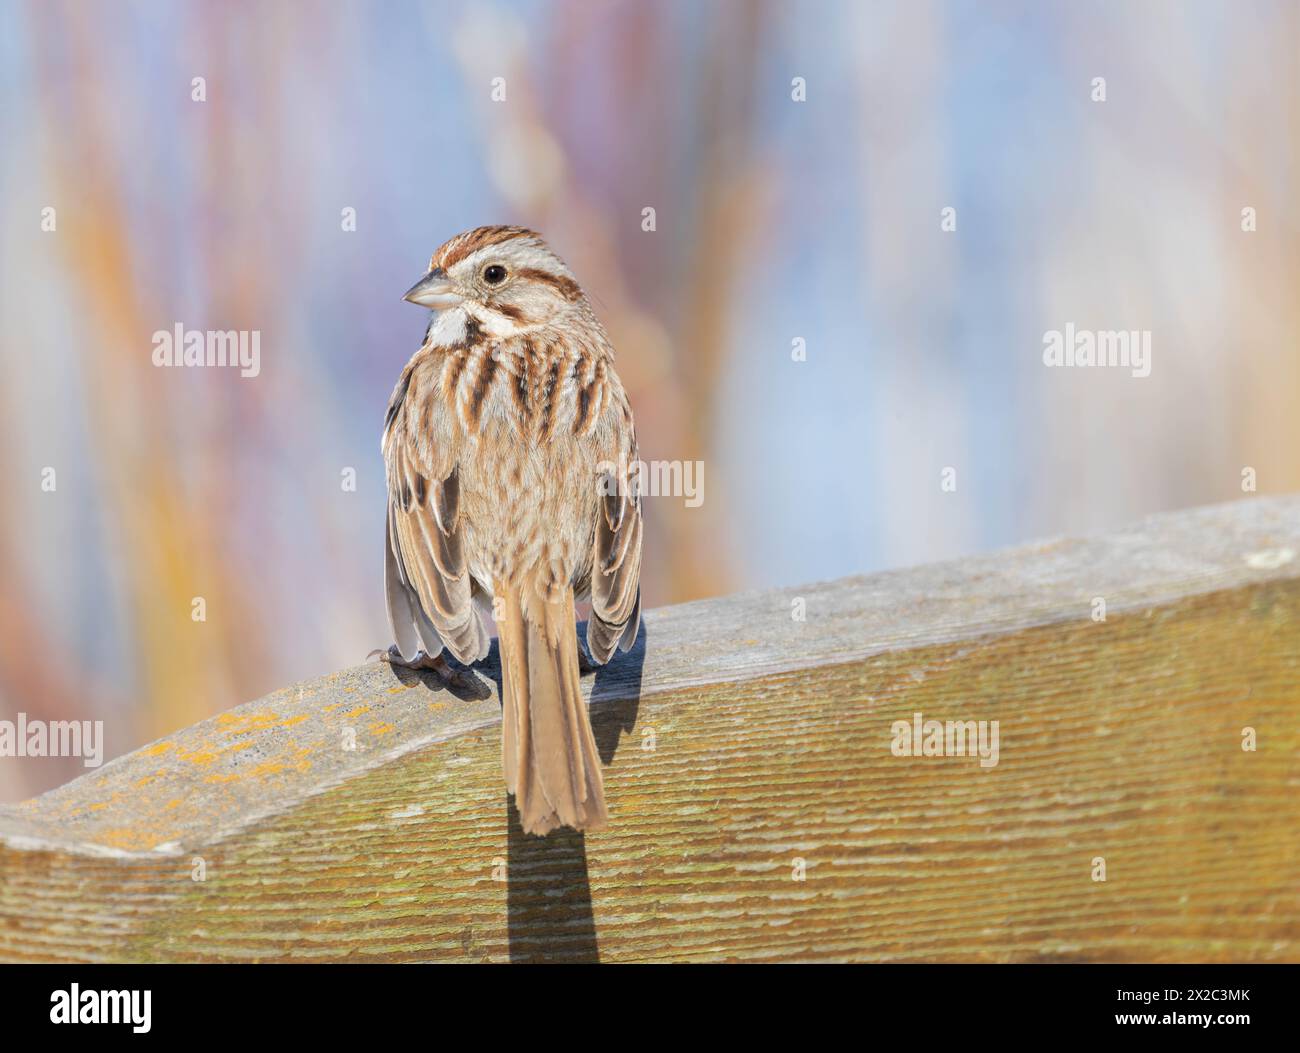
[{"left": 483, "top": 264, "right": 508, "bottom": 285}]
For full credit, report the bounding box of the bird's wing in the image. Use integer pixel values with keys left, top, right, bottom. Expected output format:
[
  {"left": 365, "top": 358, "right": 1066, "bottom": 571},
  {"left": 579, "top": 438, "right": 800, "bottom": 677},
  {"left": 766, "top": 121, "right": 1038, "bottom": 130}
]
[
  {"left": 383, "top": 366, "right": 490, "bottom": 665},
  {"left": 587, "top": 427, "right": 643, "bottom": 664}
]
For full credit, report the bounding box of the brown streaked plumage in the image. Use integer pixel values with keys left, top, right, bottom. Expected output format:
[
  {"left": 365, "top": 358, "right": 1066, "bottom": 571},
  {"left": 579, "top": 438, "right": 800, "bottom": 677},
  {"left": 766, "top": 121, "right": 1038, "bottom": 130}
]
[{"left": 381, "top": 226, "right": 642, "bottom": 836}]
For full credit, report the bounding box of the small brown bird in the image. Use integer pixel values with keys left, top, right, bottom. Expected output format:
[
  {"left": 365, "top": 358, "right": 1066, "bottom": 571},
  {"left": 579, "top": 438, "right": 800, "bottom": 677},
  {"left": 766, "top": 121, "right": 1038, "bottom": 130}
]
[{"left": 380, "top": 226, "right": 642, "bottom": 836}]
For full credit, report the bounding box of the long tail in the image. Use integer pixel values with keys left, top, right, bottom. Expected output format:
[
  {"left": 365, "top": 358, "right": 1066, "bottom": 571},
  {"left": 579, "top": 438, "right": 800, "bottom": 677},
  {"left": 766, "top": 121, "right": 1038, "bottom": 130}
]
[{"left": 498, "top": 578, "right": 607, "bottom": 836}]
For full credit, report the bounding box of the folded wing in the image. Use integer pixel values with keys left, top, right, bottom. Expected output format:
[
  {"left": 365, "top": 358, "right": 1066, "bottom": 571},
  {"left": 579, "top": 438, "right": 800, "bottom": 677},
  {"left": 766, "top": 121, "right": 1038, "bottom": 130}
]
[
  {"left": 385, "top": 427, "right": 489, "bottom": 665},
  {"left": 587, "top": 457, "right": 643, "bottom": 664}
]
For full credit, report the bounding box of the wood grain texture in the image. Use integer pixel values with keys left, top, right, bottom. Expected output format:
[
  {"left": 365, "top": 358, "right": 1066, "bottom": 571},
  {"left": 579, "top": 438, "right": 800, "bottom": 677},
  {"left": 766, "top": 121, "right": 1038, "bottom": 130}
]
[{"left": 1, "top": 496, "right": 1297, "bottom": 962}]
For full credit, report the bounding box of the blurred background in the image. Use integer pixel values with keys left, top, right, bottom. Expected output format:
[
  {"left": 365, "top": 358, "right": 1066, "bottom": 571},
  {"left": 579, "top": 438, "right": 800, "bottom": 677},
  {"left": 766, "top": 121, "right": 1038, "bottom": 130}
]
[{"left": 0, "top": 0, "right": 1296, "bottom": 800}]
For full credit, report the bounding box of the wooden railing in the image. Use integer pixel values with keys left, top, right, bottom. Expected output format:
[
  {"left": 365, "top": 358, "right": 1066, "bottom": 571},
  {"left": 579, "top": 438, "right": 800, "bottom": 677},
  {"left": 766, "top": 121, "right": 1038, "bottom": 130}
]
[{"left": 1, "top": 496, "right": 1298, "bottom": 962}]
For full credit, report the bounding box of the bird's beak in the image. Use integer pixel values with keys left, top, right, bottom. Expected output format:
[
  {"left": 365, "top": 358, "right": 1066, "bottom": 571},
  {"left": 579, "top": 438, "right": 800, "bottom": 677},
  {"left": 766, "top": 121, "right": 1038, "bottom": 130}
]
[{"left": 402, "top": 267, "right": 462, "bottom": 309}]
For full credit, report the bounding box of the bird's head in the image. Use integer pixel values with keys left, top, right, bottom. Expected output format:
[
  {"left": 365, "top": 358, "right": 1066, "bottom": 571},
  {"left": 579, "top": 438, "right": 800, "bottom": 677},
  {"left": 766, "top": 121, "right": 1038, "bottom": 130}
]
[{"left": 403, "top": 225, "right": 586, "bottom": 329}]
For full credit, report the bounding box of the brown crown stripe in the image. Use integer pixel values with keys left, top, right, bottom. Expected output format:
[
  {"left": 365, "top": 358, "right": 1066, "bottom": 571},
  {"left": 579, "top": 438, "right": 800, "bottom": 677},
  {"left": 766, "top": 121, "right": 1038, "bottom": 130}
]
[
  {"left": 437, "top": 226, "right": 540, "bottom": 269},
  {"left": 514, "top": 267, "right": 582, "bottom": 301}
]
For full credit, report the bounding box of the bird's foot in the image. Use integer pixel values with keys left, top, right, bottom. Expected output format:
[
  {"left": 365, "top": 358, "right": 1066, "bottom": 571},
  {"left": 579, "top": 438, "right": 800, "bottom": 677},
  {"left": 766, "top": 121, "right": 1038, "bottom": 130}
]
[
  {"left": 368, "top": 645, "right": 489, "bottom": 698},
  {"left": 368, "top": 644, "right": 445, "bottom": 671}
]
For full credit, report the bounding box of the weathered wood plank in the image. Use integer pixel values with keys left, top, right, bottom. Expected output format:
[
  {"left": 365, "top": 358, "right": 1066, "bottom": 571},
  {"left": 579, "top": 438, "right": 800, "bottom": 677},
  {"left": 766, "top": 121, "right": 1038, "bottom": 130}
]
[{"left": 1, "top": 496, "right": 1297, "bottom": 961}]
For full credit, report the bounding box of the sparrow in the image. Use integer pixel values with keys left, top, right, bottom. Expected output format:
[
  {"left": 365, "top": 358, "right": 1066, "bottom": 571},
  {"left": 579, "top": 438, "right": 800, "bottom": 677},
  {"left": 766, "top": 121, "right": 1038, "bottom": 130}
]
[{"left": 380, "top": 226, "right": 643, "bottom": 836}]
